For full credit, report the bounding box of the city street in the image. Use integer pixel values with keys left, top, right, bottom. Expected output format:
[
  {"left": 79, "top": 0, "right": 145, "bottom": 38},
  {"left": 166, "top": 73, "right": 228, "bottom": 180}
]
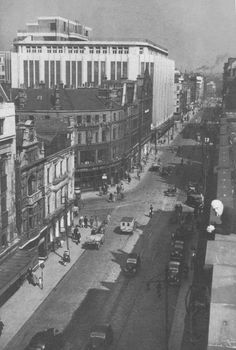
[{"left": 4, "top": 114, "right": 204, "bottom": 350}]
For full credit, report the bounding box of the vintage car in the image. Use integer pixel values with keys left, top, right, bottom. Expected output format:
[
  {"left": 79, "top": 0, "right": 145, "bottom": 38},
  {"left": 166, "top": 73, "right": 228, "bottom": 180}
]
[
  {"left": 120, "top": 217, "right": 135, "bottom": 234},
  {"left": 149, "top": 162, "right": 160, "bottom": 172},
  {"left": 167, "top": 260, "right": 181, "bottom": 285},
  {"left": 82, "top": 233, "right": 105, "bottom": 250},
  {"left": 123, "top": 253, "right": 141, "bottom": 276},
  {"left": 186, "top": 192, "right": 204, "bottom": 209},
  {"left": 164, "top": 186, "right": 177, "bottom": 197},
  {"left": 170, "top": 240, "right": 184, "bottom": 261},
  {"left": 85, "top": 324, "right": 114, "bottom": 350},
  {"left": 24, "top": 328, "right": 64, "bottom": 350}
]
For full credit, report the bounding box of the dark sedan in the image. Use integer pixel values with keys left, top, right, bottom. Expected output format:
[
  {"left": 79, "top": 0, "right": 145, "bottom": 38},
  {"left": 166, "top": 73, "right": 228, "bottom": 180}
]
[{"left": 122, "top": 253, "right": 141, "bottom": 276}]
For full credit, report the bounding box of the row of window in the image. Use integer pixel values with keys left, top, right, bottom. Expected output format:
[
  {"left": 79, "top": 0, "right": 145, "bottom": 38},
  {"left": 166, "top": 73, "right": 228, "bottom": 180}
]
[
  {"left": 77, "top": 112, "right": 121, "bottom": 125},
  {"left": 47, "top": 185, "right": 68, "bottom": 215},
  {"left": 46, "top": 158, "right": 70, "bottom": 184},
  {"left": 25, "top": 46, "right": 131, "bottom": 55}
]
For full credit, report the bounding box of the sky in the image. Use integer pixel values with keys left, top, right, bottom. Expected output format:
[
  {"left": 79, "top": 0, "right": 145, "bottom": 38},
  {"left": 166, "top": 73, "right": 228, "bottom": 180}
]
[{"left": 1, "top": 0, "right": 236, "bottom": 72}]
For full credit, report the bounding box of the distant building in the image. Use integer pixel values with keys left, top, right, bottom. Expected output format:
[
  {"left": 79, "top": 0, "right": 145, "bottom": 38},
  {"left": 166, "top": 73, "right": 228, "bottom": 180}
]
[
  {"left": 0, "top": 52, "right": 11, "bottom": 84},
  {"left": 0, "top": 89, "right": 17, "bottom": 255},
  {"left": 206, "top": 81, "right": 216, "bottom": 98},
  {"left": 223, "top": 58, "right": 236, "bottom": 110},
  {"left": 11, "top": 16, "right": 175, "bottom": 132}
]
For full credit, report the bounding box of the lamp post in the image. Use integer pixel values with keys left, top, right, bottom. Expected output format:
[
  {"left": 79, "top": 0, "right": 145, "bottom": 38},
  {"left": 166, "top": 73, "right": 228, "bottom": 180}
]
[
  {"left": 61, "top": 191, "right": 70, "bottom": 259},
  {"left": 146, "top": 268, "right": 169, "bottom": 350}
]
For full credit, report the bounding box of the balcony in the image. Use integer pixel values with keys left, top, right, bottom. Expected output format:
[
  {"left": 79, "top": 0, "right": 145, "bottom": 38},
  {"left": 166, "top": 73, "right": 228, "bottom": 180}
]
[
  {"left": 1, "top": 210, "right": 8, "bottom": 229},
  {"left": 52, "top": 173, "right": 68, "bottom": 186},
  {"left": 23, "top": 190, "right": 42, "bottom": 207}
]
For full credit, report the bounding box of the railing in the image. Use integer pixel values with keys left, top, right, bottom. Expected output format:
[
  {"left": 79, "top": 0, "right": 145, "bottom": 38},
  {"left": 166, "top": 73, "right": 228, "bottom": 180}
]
[{"left": 23, "top": 190, "right": 42, "bottom": 206}]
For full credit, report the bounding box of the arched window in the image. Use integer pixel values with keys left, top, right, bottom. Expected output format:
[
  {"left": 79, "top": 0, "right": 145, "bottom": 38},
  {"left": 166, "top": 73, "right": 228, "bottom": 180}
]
[{"left": 28, "top": 174, "right": 36, "bottom": 195}]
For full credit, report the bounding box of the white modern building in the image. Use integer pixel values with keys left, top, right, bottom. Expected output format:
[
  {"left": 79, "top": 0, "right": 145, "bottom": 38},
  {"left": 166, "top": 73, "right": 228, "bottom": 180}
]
[
  {"left": 11, "top": 16, "right": 175, "bottom": 128},
  {"left": 0, "top": 88, "right": 17, "bottom": 254}
]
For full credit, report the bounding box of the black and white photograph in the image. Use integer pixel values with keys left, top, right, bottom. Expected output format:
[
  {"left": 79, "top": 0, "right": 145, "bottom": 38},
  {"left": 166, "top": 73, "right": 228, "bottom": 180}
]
[{"left": 0, "top": 0, "right": 235, "bottom": 349}]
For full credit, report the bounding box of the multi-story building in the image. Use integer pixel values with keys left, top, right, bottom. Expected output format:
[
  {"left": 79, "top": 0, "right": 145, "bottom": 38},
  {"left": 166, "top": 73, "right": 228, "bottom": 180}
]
[
  {"left": 36, "top": 117, "right": 75, "bottom": 255},
  {"left": 0, "top": 52, "right": 11, "bottom": 84},
  {"left": 0, "top": 92, "right": 17, "bottom": 255},
  {"left": 223, "top": 58, "right": 236, "bottom": 110},
  {"left": 15, "top": 118, "right": 45, "bottom": 255},
  {"left": 11, "top": 16, "right": 175, "bottom": 133},
  {"left": 206, "top": 81, "right": 216, "bottom": 99},
  {"left": 12, "top": 70, "right": 152, "bottom": 191}
]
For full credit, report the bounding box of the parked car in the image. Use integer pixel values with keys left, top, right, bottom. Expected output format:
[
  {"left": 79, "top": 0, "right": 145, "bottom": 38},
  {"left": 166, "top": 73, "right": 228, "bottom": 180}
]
[
  {"left": 149, "top": 162, "right": 160, "bottom": 172},
  {"left": 24, "top": 328, "right": 64, "bottom": 350},
  {"left": 82, "top": 233, "right": 105, "bottom": 250},
  {"left": 119, "top": 217, "right": 135, "bottom": 234},
  {"left": 167, "top": 260, "right": 181, "bottom": 285},
  {"left": 85, "top": 324, "right": 113, "bottom": 350},
  {"left": 123, "top": 253, "right": 141, "bottom": 276},
  {"left": 170, "top": 240, "right": 184, "bottom": 261}
]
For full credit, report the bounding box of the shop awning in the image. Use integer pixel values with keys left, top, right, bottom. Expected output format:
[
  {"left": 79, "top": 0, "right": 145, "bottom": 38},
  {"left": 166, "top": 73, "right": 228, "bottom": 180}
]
[{"left": 0, "top": 248, "right": 38, "bottom": 297}]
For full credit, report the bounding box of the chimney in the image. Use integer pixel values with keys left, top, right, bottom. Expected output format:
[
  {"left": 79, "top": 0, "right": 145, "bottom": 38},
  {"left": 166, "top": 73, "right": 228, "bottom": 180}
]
[
  {"left": 55, "top": 88, "right": 60, "bottom": 110},
  {"left": 18, "top": 89, "right": 26, "bottom": 109}
]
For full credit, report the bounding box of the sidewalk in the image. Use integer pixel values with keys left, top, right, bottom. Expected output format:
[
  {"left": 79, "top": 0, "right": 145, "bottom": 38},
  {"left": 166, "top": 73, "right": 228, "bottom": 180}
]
[{"left": 0, "top": 227, "right": 91, "bottom": 350}]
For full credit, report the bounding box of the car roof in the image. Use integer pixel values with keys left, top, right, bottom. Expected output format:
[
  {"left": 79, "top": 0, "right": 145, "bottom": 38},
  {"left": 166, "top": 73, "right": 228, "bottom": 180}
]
[
  {"left": 120, "top": 217, "right": 134, "bottom": 222},
  {"left": 91, "top": 324, "right": 111, "bottom": 333},
  {"left": 127, "top": 253, "right": 138, "bottom": 259},
  {"left": 169, "top": 261, "right": 180, "bottom": 267}
]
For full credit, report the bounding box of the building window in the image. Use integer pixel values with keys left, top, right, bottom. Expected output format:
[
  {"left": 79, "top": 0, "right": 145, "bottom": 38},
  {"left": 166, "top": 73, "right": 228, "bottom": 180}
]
[
  {"left": 74, "top": 47, "right": 78, "bottom": 54},
  {"left": 47, "top": 195, "right": 50, "bottom": 215},
  {"left": 58, "top": 47, "right": 63, "bottom": 53},
  {"left": 47, "top": 47, "right": 52, "bottom": 53},
  {"left": 32, "top": 47, "right": 36, "bottom": 53},
  {"left": 60, "top": 161, "right": 63, "bottom": 175},
  {"left": 37, "top": 46, "right": 42, "bottom": 53},
  {"left": 89, "top": 47, "right": 94, "bottom": 54},
  {"left": 86, "top": 115, "right": 91, "bottom": 123},
  {"left": 124, "top": 47, "right": 129, "bottom": 54},
  {"left": 78, "top": 133, "right": 81, "bottom": 144},
  {"left": 79, "top": 47, "right": 85, "bottom": 53},
  {"left": 102, "top": 47, "right": 107, "bottom": 54},
  {"left": 53, "top": 47, "right": 57, "bottom": 53},
  {"left": 50, "top": 22, "right": 57, "bottom": 31},
  {"left": 103, "top": 114, "right": 106, "bottom": 122},
  {"left": 77, "top": 115, "right": 82, "bottom": 125},
  {"left": 66, "top": 158, "right": 69, "bottom": 171},
  {"left": 118, "top": 47, "right": 123, "bottom": 54},
  {"left": 68, "top": 47, "right": 72, "bottom": 54},
  {"left": 54, "top": 163, "right": 57, "bottom": 178},
  {"left": 26, "top": 46, "right": 31, "bottom": 53},
  {"left": 0, "top": 119, "right": 4, "bottom": 135},
  {"left": 55, "top": 192, "right": 57, "bottom": 209},
  {"left": 102, "top": 130, "right": 106, "bottom": 142},
  {"left": 112, "top": 47, "right": 117, "bottom": 54},
  {"left": 28, "top": 174, "right": 36, "bottom": 195},
  {"left": 95, "top": 114, "right": 99, "bottom": 123},
  {"left": 139, "top": 47, "right": 144, "bottom": 54},
  {"left": 28, "top": 208, "right": 34, "bottom": 229},
  {"left": 113, "top": 112, "right": 116, "bottom": 121},
  {"left": 96, "top": 47, "right": 100, "bottom": 54},
  {"left": 95, "top": 132, "right": 99, "bottom": 143},
  {"left": 47, "top": 168, "right": 50, "bottom": 184},
  {"left": 113, "top": 128, "right": 116, "bottom": 140}
]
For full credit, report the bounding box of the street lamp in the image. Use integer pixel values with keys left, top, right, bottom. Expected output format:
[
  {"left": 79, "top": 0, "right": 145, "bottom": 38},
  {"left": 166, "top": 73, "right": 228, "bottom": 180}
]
[
  {"left": 146, "top": 268, "right": 169, "bottom": 350},
  {"left": 61, "top": 192, "right": 70, "bottom": 260}
]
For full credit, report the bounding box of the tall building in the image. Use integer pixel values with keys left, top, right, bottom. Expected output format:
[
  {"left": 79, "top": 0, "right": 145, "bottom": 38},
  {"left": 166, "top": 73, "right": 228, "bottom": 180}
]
[
  {"left": 11, "top": 16, "right": 175, "bottom": 130},
  {"left": 0, "top": 87, "right": 17, "bottom": 256},
  {"left": 223, "top": 58, "right": 236, "bottom": 110}
]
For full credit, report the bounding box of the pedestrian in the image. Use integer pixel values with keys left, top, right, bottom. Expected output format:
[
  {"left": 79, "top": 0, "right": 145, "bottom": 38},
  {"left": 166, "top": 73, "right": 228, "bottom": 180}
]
[
  {"left": 0, "top": 319, "right": 4, "bottom": 336},
  {"left": 181, "top": 158, "right": 184, "bottom": 166},
  {"left": 137, "top": 170, "right": 140, "bottom": 180},
  {"left": 84, "top": 215, "right": 88, "bottom": 228},
  {"left": 128, "top": 174, "right": 131, "bottom": 184},
  {"left": 191, "top": 247, "right": 196, "bottom": 270},
  {"left": 90, "top": 216, "right": 94, "bottom": 227},
  {"left": 149, "top": 204, "right": 153, "bottom": 218},
  {"left": 79, "top": 216, "right": 84, "bottom": 228}
]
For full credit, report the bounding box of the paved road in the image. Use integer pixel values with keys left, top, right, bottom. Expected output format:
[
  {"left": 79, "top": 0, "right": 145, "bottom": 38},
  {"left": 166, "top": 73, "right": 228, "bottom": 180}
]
[{"left": 5, "top": 114, "right": 204, "bottom": 350}]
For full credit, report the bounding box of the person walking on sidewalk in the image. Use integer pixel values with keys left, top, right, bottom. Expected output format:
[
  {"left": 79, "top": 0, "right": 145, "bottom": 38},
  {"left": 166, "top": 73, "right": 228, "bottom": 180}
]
[
  {"left": 0, "top": 319, "right": 4, "bottom": 336},
  {"left": 149, "top": 204, "right": 153, "bottom": 218},
  {"left": 84, "top": 215, "right": 88, "bottom": 228}
]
